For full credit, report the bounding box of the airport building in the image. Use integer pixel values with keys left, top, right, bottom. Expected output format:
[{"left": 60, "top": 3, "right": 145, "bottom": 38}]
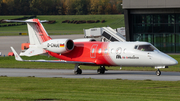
[{"left": 123, "top": 0, "right": 180, "bottom": 53}]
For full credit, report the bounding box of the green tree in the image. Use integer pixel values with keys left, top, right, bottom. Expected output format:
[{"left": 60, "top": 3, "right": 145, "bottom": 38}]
[
  {"left": 0, "top": 0, "right": 123, "bottom": 15},
  {"left": 56, "top": 0, "right": 64, "bottom": 15},
  {"left": 105, "top": 2, "right": 112, "bottom": 14},
  {"left": 0, "top": 0, "right": 1, "bottom": 14},
  {"left": 64, "top": 0, "right": 76, "bottom": 15},
  {"left": 75, "top": 0, "right": 89, "bottom": 15},
  {"left": 89, "top": 0, "right": 99, "bottom": 14},
  {"left": 30, "top": 0, "right": 41, "bottom": 15},
  {"left": 1, "top": 0, "right": 14, "bottom": 15},
  {"left": 98, "top": 5, "right": 103, "bottom": 14},
  {"left": 116, "top": 0, "right": 123, "bottom": 14},
  {"left": 112, "top": 4, "right": 118, "bottom": 14},
  {"left": 14, "top": 0, "right": 32, "bottom": 15}
]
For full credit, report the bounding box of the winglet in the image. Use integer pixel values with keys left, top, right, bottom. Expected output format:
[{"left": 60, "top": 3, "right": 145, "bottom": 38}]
[{"left": 10, "top": 47, "right": 23, "bottom": 61}]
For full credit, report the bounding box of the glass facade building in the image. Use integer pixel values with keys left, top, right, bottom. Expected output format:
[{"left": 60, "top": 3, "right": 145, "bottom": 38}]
[
  {"left": 131, "top": 14, "right": 180, "bottom": 53},
  {"left": 123, "top": 0, "right": 180, "bottom": 53}
]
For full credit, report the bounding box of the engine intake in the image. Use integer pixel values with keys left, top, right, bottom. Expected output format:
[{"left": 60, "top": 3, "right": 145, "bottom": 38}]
[{"left": 66, "top": 40, "right": 74, "bottom": 50}]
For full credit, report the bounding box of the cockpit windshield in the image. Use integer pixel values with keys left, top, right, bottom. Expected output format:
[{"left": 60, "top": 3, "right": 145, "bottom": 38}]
[{"left": 134, "top": 45, "right": 156, "bottom": 51}]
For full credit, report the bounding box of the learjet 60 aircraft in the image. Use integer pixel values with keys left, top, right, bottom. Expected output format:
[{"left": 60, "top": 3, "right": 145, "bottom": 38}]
[{"left": 7, "top": 19, "right": 178, "bottom": 76}]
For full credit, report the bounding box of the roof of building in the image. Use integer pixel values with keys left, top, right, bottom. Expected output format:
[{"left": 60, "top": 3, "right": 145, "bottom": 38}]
[{"left": 123, "top": 0, "right": 180, "bottom": 9}]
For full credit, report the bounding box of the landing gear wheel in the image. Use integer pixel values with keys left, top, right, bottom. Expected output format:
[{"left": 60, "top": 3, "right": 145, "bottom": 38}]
[
  {"left": 97, "top": 69, "right": 101, "bottom": 74},
  {"left": 97, "top": 69, "right": 105, "bottom": 74},
  {"left": 74, "top": 64, "right": 82, "bottom": 75},
  {"left": 97, "top": 66, "right": 106, "bottom": 74},
  {"left": 156, "top": 69, "right": 161, "bottom": 76},
  {"left": 74, "top": 68, "right": 82, "bottom": 74},
  {"left": 77, "top": 68, "right": 82, "bottom": 74}
]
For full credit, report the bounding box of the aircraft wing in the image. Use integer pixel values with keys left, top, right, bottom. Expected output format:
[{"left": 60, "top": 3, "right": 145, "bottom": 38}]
[{"left": 10, "top": 47, "right": 95, "bottom": 65}]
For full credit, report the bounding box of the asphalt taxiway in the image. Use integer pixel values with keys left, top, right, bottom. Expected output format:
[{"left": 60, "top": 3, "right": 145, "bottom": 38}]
[{"left": 0, "top": 68, "right": 179, "bottom": 81}]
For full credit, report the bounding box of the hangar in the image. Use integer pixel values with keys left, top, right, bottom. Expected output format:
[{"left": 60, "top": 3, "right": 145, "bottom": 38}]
[{"left": 123, "top": 0, "right": 180, "bottom": 53}]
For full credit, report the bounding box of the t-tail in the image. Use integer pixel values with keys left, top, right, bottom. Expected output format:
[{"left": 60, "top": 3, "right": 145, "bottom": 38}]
[{"left": 5, "top": 19, "right": 52, "bottom": 56}]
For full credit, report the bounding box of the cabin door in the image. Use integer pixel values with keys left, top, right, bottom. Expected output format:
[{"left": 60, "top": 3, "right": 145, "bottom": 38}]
[{"left": 90, "top": 44, "right": 98, "bottom": 58}]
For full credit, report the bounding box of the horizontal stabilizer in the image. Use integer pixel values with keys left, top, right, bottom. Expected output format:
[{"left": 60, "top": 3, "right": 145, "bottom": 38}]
[
  {"left": 4, "top": 19, "right": 48, "bottom": 23},
  {"left": 20, "top": 47, "right": 46, "bottom": 57}
]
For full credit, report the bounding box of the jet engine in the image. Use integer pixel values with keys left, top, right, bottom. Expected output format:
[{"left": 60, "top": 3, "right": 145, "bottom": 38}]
[{"left": 42, "top": 39, "right": 74, "bottom": 54}]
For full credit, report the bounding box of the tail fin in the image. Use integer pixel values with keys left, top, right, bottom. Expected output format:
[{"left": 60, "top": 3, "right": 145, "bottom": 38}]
[
  {"left": 26, "top": 19, "right": 51, "bottom": 45},
  {"left": 5, "top": 19, "right": 52, "bottom": 56}
]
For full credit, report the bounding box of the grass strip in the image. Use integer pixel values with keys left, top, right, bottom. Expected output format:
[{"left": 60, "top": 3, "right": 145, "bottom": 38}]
[
  {"left": 0, "top": 77, "right": 179, "bottom": 101},
  {"left": 0, "top": 15, "right": 125, "bottom": 36}
]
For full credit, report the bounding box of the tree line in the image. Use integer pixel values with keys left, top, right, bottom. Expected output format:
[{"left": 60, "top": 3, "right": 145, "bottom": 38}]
[{"left": 0, "top": 0, "right": 123, "bottom": 15}]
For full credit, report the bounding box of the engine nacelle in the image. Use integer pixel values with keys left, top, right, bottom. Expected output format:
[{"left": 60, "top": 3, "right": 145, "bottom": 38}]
[{"left": 42, "top": 39, "right": 74, "bottom": 54}]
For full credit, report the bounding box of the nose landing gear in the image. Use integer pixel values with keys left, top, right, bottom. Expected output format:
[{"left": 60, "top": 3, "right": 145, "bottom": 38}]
[{"left": 156, "top": 69, "right": 161, "bottom": 76}]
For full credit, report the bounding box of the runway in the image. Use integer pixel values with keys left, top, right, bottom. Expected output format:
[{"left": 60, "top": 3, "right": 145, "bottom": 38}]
[{"left": 0, "top": 68, "right": 179, "bottom": 81}]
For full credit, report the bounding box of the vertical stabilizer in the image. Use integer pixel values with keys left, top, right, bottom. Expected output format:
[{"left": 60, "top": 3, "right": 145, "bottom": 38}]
[
  {"left": 5, "top": 19, "right": 52, "bottom": 56},
  {"left": 26, "top": 19, "right": 51, "bottom": 45}
]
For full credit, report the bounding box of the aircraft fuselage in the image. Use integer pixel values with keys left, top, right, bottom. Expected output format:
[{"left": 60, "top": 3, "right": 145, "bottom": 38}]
[{"left": 48, "top": 41, "right": 177, "bottom": 67}]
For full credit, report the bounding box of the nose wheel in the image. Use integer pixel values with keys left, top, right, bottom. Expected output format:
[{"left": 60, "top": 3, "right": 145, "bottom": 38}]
[{"left": 156, "top": 69, "right": 161, "bottom": 76}]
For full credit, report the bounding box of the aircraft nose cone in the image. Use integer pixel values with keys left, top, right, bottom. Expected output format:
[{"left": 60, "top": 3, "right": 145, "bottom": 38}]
[
  {"left": 169, "top": 58, "right": 178, "bottom": 65},
  {"left": 161, "top": 55, "right": 178, "bottom": 66}
]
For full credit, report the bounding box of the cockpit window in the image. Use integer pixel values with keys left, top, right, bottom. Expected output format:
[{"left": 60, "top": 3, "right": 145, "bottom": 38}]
[
  {"left": 134, "top": 45, "right": 138, "bottom": 49},
  {"left": 135, "top": 45, "right": 155, "bottom": 51}
]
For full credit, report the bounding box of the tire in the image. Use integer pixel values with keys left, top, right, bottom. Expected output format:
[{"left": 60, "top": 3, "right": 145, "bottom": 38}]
[
  {"left": 77, "top": 68, "right": 82, "bottom": 74},
  {"left": 74, "top": 71, "right": 78, "bottom": 75},
  {"left": 97, "top": 69, "right": 101, "bottom": 74},
  {"left": 156, "top": 70, "right": 161, "bottom": 76},
  {"left": 100, "top": 69, "right": 105, "bottom": 74}
]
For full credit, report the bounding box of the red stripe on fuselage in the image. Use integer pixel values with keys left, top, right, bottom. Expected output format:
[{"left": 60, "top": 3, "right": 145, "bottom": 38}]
[{"left": 48, "top": 42, "right": 116, "bottom": 66}]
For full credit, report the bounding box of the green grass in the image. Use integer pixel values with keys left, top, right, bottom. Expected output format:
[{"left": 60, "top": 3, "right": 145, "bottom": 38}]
[
  {"left": 0, "top": 15, "right": 125, "bottom": 36},
  {"left": 0, "top": 55, "right": 179, "bottom": 72},
  {"left": 0, "top": 77, "right": 179, "bottom": 101}
]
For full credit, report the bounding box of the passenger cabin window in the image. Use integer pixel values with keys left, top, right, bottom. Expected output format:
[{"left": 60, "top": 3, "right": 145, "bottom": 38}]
[
  {"left": 111, "top": 48, "right": 115, "bottom": 54},
  {"left": 98, "top": 49, "right": 102, "bottom": 54},
  {"left": 92, "top": 48, "right": 94, "bottom": 53},
  {"left": 135, "top": 45, "right": 155, "bottom": 51},
  {"left": 105, "top": 49, "right": 108, "bottom": 53},
  {"left": 116, "top": 47, "right": 122, "bottom": 54}
]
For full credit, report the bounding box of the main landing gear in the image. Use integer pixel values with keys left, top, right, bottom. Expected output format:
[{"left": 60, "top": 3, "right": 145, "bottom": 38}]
[
  {"left": 74, "top": 64, "right": 108, "bottom": 75},
  {"left": 97, "top": 66, "right": 107, "bottom": 74},
  {"left": 74, "top": 64, "right": 82, "bottom": 74},
  {"left": 156, "top": 69, "right": 161, "bottom": 76}
]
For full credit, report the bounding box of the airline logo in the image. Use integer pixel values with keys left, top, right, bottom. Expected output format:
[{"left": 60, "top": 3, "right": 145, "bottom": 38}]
[{"left": 116, "top": 55, "right": 139, "bottom": 59}]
